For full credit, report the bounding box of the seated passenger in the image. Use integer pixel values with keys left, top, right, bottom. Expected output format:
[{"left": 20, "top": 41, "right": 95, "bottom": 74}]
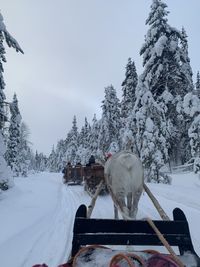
[
  {"left": 62, "top": 162, "right": 72, "bottom": 180},
  {"left": 89, "top": 155, "right": 95, "bottom": 165},
  {"left": 86, "top": 155, "right": 95, "bottom": 166}
]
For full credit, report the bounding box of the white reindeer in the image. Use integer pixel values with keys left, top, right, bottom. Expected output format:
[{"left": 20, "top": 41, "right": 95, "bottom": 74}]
[{"left": 104, "top": 151, "right": 144, "bottom": 220}]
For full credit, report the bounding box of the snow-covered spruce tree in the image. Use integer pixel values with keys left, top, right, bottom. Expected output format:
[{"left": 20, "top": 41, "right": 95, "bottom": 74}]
[
  {"left": 121, "top": 58, "right": 138, "bottom": 119},
  {"left": 76, "top": 117, "right": 91, "bottom": 164},
  {"left": 180, "top": 27, "right": 194, "bottom": 92},
  {"left": 5, "top": 93, "right": 22, "bottom": 176},
  {"left": 17, "top": 122, "right": 31, "bottom": 176},
  {"left": 81, "top": 118, "right": 91, "bottom": 151},
  {"left": 34, "top": 151, "right": 47, "bottom": 172},
  {"left": 183, "top": 92, "right": 200, "bottom": 173},
  {"left": 0, "top": 12, "right": 23, "bottom": 189},
  {"left": 26, "top": 146, "right": 35, "bottom": 172},
  {"left": 34, "top": 151, "right": 40, "bottom": 172},
  {"left": 175, "top": 27, "right": 195, "bottom": 164},
  {"left": 75, "top": 128, "right": 85, "bottom": 164},
  {"left": 54, "top": 139, "right": 66, "bottom": 172},
  {"left": 89, "top": 114, "right": 101, "bottom": 157},
  {"left": 0, "top": 132, "right": 13, "bottom": 190},
  {"left": 37, "top": 153, "right": 47, "bottom": 172},
  {"left": 120, "top": 58, "right": 138, "bottom": 150},
  {"left": 141, "top": 0, "right": 192, "bottom": 99},
  {"left": 48, "top": 146, "right": 57, "bottom": 172},
  {"left": 133, "top": 80, "right": 168, "bottom": 182},
  {"left": 195, "top": 71, "right": 200, "bottom": 97},
  {"left": 98, "top": 85, "right": 121, "bottom": 154},
  {"left": 64, "top": 116, "right": 79, "bottom": 165},
  {"left": 0, "top": 30, "right": 6, "bottom": 128},
  {"left": 0, "top": 12, "right": 22, "bottom": 128},
  {"left": 138, "top": 0, "right": 193, "bottom": 167}
]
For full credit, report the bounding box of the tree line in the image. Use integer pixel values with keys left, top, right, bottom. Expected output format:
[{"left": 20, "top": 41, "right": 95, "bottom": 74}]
[
  {"left": 48, "top": 0, "right": 200, "bottom": 183},
  {"left": 1, "top": 0, "right": 200, "bottom": 189}
]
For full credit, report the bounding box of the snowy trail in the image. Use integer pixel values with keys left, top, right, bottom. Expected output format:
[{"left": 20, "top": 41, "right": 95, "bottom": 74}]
[
  {"left": 0, "top": 172, "right": 72, "bottom": 267},
  {"left": 0, "top": 171, "right": 200, "bottom": 267}
]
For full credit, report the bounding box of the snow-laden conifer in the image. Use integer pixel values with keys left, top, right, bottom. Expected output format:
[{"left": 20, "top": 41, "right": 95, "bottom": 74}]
[
  {"left": 180, "top": 28, "right": 194, "bottom": 92},
  {"left": 54, "top": 139, "right": 66, "bottom": 172},
  {"left": 76, "top": 117, "right": 91, "bottom": 164},
  {"left": 34, "top": 151, "right": 48, "bottom": 172},
  {"left": 195, "top": 71, "right": 200, "bottom": 97},
  {"left": 0, "top": 12, "right": 23, "bottom": 129},
  {"left": 183, "top": 92, "right": 200, "bottom": 172},
  {"left": 36, "top": 152, "right": 47, "bottom": 172},
  {"left": 119, "top": 59, "right": 138, "bottom": 150},
  {"left": 0, "top": 131, "right": 13, "bottom": 190},
  {"left": 17, "top": 122, "right": 32, "bottom": 176},
  {"left": 98, "top": 85, "right": 121, "bottom": 154},
  {"left": 133, "top": 80, "right": 168, "bottom": 181},
  {"left": 196, "top": 72, "right": 200, "bottom": 89},
  {"left": 6, "top": 94, "right": 22, "bottom": 176},
  {"left": 48, "top": 146, "right": 57, "bottom": 172},
  {"left": 121, "top": 58, "right": 138, "bottom": 119},
  {"left": 141, "top": 0, "right": 192, "bottom": 98},
  {"left": 135, "top": 0, "right": 194, "bottom": 170},
  {"left": 64, "top": 116, "right": 79, "bottom": 165},
  {"left": 34, "top": 151, "right": 40, "bottom": 172},
  {"left": 0, "top": 11, "right": 23, "bottom": 188},
  {"left": 89, "top": 114, "right": 100, "bottom": 156}
]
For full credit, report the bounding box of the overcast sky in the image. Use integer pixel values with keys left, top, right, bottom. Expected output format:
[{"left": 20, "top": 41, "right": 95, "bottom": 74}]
[{"left": 1, "top": 0, "right": 199, "bottom": 155}]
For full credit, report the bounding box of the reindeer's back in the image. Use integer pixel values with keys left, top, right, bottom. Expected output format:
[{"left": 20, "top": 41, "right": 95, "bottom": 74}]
[{"left": 105, "top": 151, "right": 144, "bottom": 194}]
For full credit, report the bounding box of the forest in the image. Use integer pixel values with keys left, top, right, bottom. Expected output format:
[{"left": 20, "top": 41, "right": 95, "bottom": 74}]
[{"left": 0, "top": 0, "right": 200, "bottom": 190}]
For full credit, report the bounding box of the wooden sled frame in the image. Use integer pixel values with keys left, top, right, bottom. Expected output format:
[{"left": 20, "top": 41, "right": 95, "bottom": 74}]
[{"left": 71, "top": 204, "right": 200, "bottom": 265}]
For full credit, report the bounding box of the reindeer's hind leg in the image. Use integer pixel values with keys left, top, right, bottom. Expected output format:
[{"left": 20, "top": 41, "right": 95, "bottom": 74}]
[
  {"left": 116, "top": 191, "right": 129, "bottom": 219},
  {"left": 131, "top": 187, "right": 143, "bottom": 219},
  {"left": 127, "top": 192, "right": 132, "bottom": 217},
  {"left": 114, "top": 204, "right": 118, "bottom": 219}
]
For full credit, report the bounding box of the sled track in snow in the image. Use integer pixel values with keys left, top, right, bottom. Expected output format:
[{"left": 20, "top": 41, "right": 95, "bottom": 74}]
[
  {"left": 19, "top": 183, "right": 76, "bottom": 267},
  {"left": 62, "top": 184, "right": 91, "bottom": 261},
  {"left": 20, "top": 183, "right": 65, "bottom": 267},
  {"left": 152, "top": 189, "right": 200, "bottom": 213}
]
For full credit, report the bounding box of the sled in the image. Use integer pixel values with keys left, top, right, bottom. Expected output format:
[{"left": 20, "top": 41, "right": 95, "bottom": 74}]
[
  {"left": 63, "top": 165, "right": 83, "bottom": 185},
  {"left": 84, "top": 163, "right": 108, "bottom": 196},
  {"left": 68, "top": 204, "right": 200, "bottom": 266}
]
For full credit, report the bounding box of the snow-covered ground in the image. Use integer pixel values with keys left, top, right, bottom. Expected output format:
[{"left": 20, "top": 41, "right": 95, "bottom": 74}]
[{"left": 0, "top": 171, "right": 200, "bottom": 267}]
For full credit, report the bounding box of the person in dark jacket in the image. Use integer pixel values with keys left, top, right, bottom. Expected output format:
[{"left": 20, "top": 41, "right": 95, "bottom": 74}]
[
  {"left": 62, "top": 162, "right": 71, "bottom": 173},
  {"left": 62, "top": 162, "right": 72, "bottom": 183},
  {"left": 86, "top": 155, "right": 95, "bottom": 166}
]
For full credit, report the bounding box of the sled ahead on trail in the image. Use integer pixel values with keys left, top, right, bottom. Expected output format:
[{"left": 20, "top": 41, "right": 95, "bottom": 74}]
[
  {"left": 67, "top": 204, "right": 200, "bottom": 266},
  {"left": 63, "top": 165, "right": 83, "bottom": 186},
  {"left": 63, "top": 163, "right": 107, "bottom": 195}
]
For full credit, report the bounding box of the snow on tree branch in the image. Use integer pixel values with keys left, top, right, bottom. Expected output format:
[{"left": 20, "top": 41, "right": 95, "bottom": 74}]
[{"left": 0, "top": 12, "right": 23, "bottom": 54}]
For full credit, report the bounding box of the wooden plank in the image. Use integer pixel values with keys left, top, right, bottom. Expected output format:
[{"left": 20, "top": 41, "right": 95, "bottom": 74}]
[
  {"left": 71, "top": 206, "right": 199, "bottom": 260},
  {"left": 74, "top": 233, "right": 190, "bottom": 246},
  {"left": 73, "top": 218, "right": 188, "bottom": 235}
]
